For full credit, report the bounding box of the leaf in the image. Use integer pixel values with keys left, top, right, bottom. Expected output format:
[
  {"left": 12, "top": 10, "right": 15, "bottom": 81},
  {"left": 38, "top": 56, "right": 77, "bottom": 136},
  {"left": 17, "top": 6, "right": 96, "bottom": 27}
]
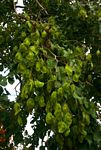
[
  {"left": 26, "top": 21, "right": 32, "bottom": 29},
  {"left": 41, "top": 30, "right": 47, "bottom": 38},
  {"left": 51, "top": 91, "right": 57, "bottom": 101},
  {"left": 24, "top": 37, "right": 31, "bottom": 46},
  {"left": 29, "top": 46, "right": 38, "bottom": 55},
  {"left": 15, "top": 52, "right": 22, "bottom": 62},
  {"left": 8, "top": 76, "right": 14, "bottom": 84},
  {"left": 86, "top": 136, "right": 92, "bottom": 146},
  {"left": 27, "top": 98, "right": 34, "bottom": 110},
  {"left": 62, "top": 103, "right": 69, "bottom": 113},
  {"left": 19, "top": 43, "right": 27, "bottom": 51},
  {"left": 65, "top": 64, "right": 73, "bottom": 76},
  {"left": 17, "top": 116, "right": 23, "bottom": 126},
  {"left": 36, "top": 62, "right": 41, "bottom": 72},
  {"left": 82, "top": 112, "right": 90, "bottom": 125},
  {"left": 21, "top": 84, "right": 29, "bottom": 99},
  {"left": 46, "top": 112, "right": 54, "bottom": 124},
  {"left": 47, "top": 59, "right": 56, "bottom": 69},
  {"left": 73, "top": 92, "right": 82, "bottom": 105},
  {"left": 73, "top": 74, "right": 79, "bottom": 82},
  {"left": 58, "top": 121, "right": 67, "bottom": 133},
  {"left": 40, "top": 146, "right": 45, "bottom": 150},
  {"left": 14, "top": 102, "right": 21, "bottom": 115},
  {"left": 35, "top": 80, "right": 44, "bottom": 88},
  {"left": 81, "top": 130, "right": 87, "bottom": 137},
  {"left": 70, "top": 84, "right": 75, "bottom": 92},
  {"left": 54, "top": 103, "right": 62, "bottom": 118},
  {"left": 93, "top": 132, "right": 101, "bottom": 143},
  {"left": 64, "top": 129, "right": 70, "bottom": 136},
  {"left": 63, "top": 113, "right": 72, "bottom": 126},
  {"left": 39, "top": 96, "right": 45, "bottom": 107},
  {"left": 0, "top": 77, "right": 7, "bottom": 86},
  {"left": 57, "top": 87, "right": 63, "bottom": 96},
  {"left": 26, "top": 51, "right": 34, "bottom": 61},
  {"left": 47, "top": 81, "right": 53, "bottom": 93}
]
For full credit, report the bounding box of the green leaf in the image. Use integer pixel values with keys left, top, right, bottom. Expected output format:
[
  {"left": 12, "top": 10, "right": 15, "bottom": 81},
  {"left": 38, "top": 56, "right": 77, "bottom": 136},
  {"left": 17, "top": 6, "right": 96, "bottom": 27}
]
[
  {"left": 19, "top": 43, "right": 27, "bottom": 51},
  {"left": 47, "top": 59, "right": 56, "bottom": 69},
  {"left": 57, "top": 87, "right": 63, "bottom": 96},
  {"left": 29, "top": 46, "right": 38, "bottom": 55},
  {"left": 51, "top": 91, "right": 57, "bottom": 101},
  {"left": 65, "top": 64, "right": 73, "bottom": 76},
  {"left": 36, "top": 62, "right": 41, "bottom": 72},
  {"left": 0, "top": 77, "right": 7, "bottom": 86},
  {"left": 17, "top": 115, "right": 23, "bottom": 126},
  {"left": 70, "top": 84, "right": 75, "bottom": 92},
  {"left": 41, "top": 30, "right": 47, "bottom": 38},
  {"left": 73, "top": 92, "right": 82, "bottom": 105},
  {"left": 93, "top": 132, "right": 101, "bottom": 143},
  {"left": 8, "top": 76, "right": 14, "bottom": 84},
  {"left": 40, "top": 146, "right": 45, "bottom": 150},
  {"left": 35, "top": 80, "right": 44, "bottom": 88},
  {"left": 39, "top": 96, "right": 45, "bottom": 107},
  {"left": 86, "top": 136, "right": 92, "bottom": 146},
  {"left": 14, "top": 102, "right": 21, "bottom": 115},
  {"left": 58, "top": 121, "right": 67, "bottom": 133},
  {"left": 26, "top": 21, "right": 32, "bottom": 29},
  {"left": 62, "top": 103, "right": 69, "bottom": 113},
  {"left": 54, "top": 103, "right": 62, "bottom": 118},
  {"left": 46, "top": 112, "right": 54, "bottom": 124},
  {"left": 73, "top": 74, "right": 79, "bottom": 82},
  {"left": 82, "top": 112, "right": 90, "bottom": 125},
  {"left": 24, "top": 37, "right": 31, "bottom": 46},
  {"left": 27, "top": 98, "right": 34, "bottom": 110},
  {"left": 21, "top": 31, "right": 26, "bottom": 39},
  {"left": 26, "top": 51, "right": 34, "bottom": 61},
  {"left": 64, "top": 129, "right": 70, "bottom": 136},
  {"left": 15, "top": 52, "right": 22, "bottom": 62},
  {"left": 63, "top": 113, "right": 72, "bottom": 126}
]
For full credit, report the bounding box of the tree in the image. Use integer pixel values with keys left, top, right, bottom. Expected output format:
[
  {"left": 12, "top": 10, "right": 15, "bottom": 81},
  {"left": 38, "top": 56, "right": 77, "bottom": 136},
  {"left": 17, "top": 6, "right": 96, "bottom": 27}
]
[{"left": 0, "top": 0, "right": 101, "bottom": 149}]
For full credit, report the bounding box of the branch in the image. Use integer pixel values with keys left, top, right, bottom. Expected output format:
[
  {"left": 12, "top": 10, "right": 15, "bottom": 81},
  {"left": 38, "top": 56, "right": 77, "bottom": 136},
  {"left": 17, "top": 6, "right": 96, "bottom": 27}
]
[
  {"left": 35, "top": 0, "right": 48, "bottom": 15},
  {"left": 15, "top": 5, "right": 25, "bottom": 8},
  {"left": 14, "top": 82, "right": 20, "bottom": 96}
]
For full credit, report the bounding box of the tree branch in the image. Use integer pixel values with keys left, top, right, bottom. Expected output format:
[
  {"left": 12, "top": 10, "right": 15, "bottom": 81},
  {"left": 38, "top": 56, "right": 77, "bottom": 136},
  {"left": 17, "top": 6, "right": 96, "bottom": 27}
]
[
  {"left": 35, "top": 0, "right": 48, "bottom": 15},
  {"left": 15, "top": 5, "right": 25, "bottom": 8}
]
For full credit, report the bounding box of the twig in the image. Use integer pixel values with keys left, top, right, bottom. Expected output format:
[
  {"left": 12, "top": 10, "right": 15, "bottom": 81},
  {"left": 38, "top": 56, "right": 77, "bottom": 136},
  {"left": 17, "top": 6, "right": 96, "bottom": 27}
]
[
  {"left": 15, "top": 5, "right": 25, "bottom": 8},
  {"left": 14, "top": 82, "right": 20, "bottom": 96},
  {"left": 35, "top": 0, "right": 48, "bottom": 15},
  {"left": 47, "top": 49, "right": 57, "bottom": 59},
  {"left": 86, "top": 81, "right": 93, "bottom": 86}
]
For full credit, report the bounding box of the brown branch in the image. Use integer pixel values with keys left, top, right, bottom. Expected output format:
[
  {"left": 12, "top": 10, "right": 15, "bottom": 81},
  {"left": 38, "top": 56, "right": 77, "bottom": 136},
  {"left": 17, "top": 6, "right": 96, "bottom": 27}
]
[
  {"left": 35, "top": 0, "right": 48, "bottom": 15},
  {"left": 85, "top": 81, "right": 93, "bottom": 86}
]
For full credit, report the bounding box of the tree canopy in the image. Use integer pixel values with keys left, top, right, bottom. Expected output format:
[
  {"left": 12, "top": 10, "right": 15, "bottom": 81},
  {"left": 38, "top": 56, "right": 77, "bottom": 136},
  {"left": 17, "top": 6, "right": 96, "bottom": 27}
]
[{"left": 0, "top": 0, "right": 101, "bottom": 149}]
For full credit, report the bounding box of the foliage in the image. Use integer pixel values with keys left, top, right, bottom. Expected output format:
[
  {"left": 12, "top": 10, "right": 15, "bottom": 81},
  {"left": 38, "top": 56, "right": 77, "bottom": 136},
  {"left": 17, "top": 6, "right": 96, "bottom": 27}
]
[{"left": 0, "top": 0, "right": 101, "bottom": 149}]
